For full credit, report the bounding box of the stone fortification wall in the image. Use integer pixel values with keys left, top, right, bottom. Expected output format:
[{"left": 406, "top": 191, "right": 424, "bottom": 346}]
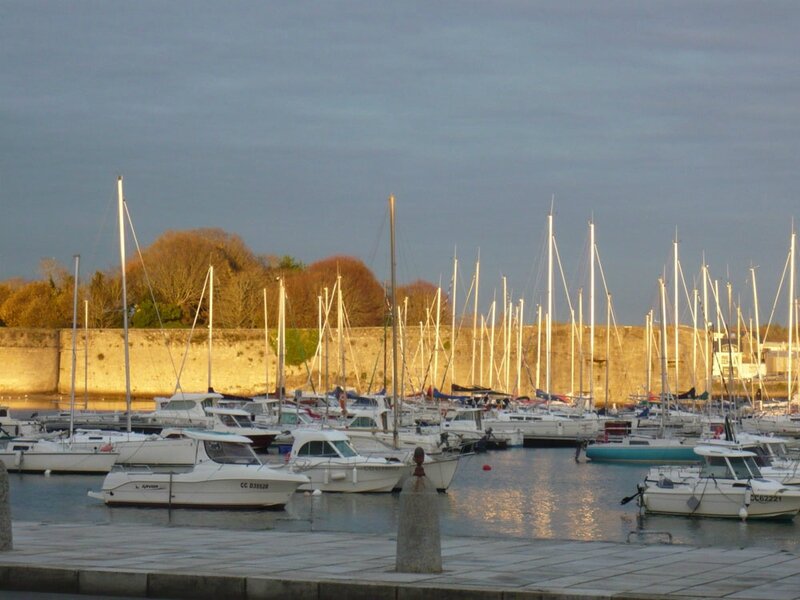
[
  {"left": 0, "top": 324, "right": 708, "bottom": 405},
  {"left": 0, "top": 329, "right": 60, "bottom": 394}
]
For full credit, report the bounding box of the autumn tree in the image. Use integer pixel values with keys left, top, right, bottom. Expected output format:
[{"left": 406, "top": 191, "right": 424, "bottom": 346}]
[
  {"left": 283, "top": 256, "right": 386, "bottom": 328},
  {"left": 0, "top": 260, "right": 74, "bottom": 327},
  {"left": 397, "top": 280, "right": 451, "bottom": 327},
  {"left": 128, "top": 228, "right": 268, "bottom": 326},
  {"left": 85, "top": 270, "right": 123, "bottom": 328}
]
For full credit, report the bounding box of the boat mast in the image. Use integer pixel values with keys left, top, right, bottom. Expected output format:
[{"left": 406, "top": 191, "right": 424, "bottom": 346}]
[
  {"left": 117, "top": 176, "right": 132, "bottom": 433},
  {"left": 645, "top": 310, "right": 652, "bottom": 394},
  {"left": 546, "top": 208, "right": 553, "bottom": 398},
  {"left": 83, "top": 299, "right": 89, "bottom": 410},
  {"left": 659, "top": 277, "right": 668, "bottom": 432},
  {"left": 470, "top": 251, "right": 480, "bottom": 387},
  {"left": 69, "top": 254, "right": 80, "bottom": 439},
  {"left": 536, "top": 304, "right": 542, "bottom": 390},
  {"left": 337, "top": 273, "right": 344, "bottom": 394},
  {"left": 389, "top": 195, "right": 399, "bottom": 448},
  {"left": 589, "top": 219, "right": 595, "bottom": 409},
  {"left": 516, "top": 299, "right": 524, "bottom": 396},
  {"left": 488, "top": 297, "right": 496, "bottom": 389},
  {"left": 263, "top": 288, "right": 270, "bottom": 396},
  {"left": 702, "top": 261, "right": 711, "bottom": 401},
  {"left": 673, "top": 233, "right": 679, "bottom": 397},
  {"left": 278, "top": 277, "right": 285, "bottom": 420},
  {"left": 207, "top": 264, "right": 213, "bottom": 392},
  {"left": 789, "top": 230, "right": 796, "bottom": 410},
  {"left": 605, "top": 293, "right": 611, "bottom": 408},
  {"left": 751, "top": 267, "right": 762, "bottom": 409},
  {"left": 578, "top": 289, "right": 584, "bottom": 401},
  {"left": 450, "top": 247, "right": 457, "bottom": 391}
]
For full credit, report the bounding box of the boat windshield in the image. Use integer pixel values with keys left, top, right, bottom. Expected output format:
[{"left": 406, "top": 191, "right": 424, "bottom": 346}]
[
  {"left": 332, "top": 439, "right": 358, "bottom": 458},
  {"left": 204, "top": 440, "right": 260, "bottom": 465},
  {"left": 701, "top": 455, "right": 762, "bottom": 480}
]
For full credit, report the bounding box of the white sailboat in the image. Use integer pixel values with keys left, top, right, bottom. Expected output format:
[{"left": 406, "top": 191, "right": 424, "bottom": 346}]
[{"left": 0, "top": 255, "right": 119, "bottom": 474}]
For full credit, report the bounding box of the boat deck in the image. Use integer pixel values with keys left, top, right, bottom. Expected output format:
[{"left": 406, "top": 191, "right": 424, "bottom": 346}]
[{"left": 1, "top": 520, "right": 799, "bottom": 599}]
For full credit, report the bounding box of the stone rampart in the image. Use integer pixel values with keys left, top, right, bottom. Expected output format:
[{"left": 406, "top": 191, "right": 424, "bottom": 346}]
[{"left": 0, "top": 325, "right": 708, "bottom": 404}]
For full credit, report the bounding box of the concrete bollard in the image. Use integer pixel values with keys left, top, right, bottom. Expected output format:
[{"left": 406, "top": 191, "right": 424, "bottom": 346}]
[
  {"left": 0, "top": 461, "right": 12, "bottom": 551},
  {"left": 395, "top": 447, "right": 441, "bottom": 573}
]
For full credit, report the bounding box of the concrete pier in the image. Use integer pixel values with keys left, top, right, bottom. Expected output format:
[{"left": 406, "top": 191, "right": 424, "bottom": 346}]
[{"left": 1, "top": 521, "right": 799, "bottom": 599}]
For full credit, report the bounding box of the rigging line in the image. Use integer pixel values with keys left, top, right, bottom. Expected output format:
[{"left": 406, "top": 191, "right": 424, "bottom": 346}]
[
  {"left": 173, "top": 268, "right": 210, "bottom": 395},
  {"left": 552, "top": 237, "right": 576, "bottom": 320},
  {"left": 123, "top": 201, "right": 182, "bottom": 387},
  {"left": 362, "top": 202, "right": 389, "bottom": 277},
  {"left": 762, "top": 249, "right": 791, "bottom": 346}
]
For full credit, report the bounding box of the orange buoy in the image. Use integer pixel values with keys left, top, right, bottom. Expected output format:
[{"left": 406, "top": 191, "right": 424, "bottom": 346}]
[{"left": 482, "top": 464, "right": 492, "bottom": 471}]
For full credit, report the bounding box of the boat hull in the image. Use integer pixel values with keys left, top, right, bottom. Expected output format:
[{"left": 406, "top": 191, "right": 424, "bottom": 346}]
[
  {"left": 0, "top": 450, "right": 118, "bottom": 474},
  {"left": 642, "top": 480, "right": 800, "bottom": 520},
  {"left": 586, "top": 444, "right": 698, "bottom": 464},
  {"left": 292, "top": 462, "right": 409, "bottom": 493},
  {"left": 95, "top": 466, "right": 307, "bottom": 508}
]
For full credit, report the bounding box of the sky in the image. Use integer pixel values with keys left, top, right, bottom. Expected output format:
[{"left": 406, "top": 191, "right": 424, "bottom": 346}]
[{"left": 2, "top": 1, "right": 799, "bottom": 326}]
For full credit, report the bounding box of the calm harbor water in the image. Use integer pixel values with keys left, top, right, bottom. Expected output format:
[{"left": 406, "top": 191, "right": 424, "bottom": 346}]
[{"left": 7, "top": 447, "right": 800, "bottom": 552}]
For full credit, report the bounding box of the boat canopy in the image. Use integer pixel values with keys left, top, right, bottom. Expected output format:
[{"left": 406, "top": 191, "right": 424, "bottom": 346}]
[{"left": 182, "top": 429, "right": 253, "bottom": 444}]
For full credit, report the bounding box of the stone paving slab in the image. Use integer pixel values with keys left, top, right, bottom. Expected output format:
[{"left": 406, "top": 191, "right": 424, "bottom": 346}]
[{"left": 0, "top": 521, "right": 797, "bottom": 599}]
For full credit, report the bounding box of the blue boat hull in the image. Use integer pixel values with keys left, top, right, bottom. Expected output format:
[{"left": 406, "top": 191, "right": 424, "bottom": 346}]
[{"left": 585, "top": 443, "right": 698, "bottom": 464}]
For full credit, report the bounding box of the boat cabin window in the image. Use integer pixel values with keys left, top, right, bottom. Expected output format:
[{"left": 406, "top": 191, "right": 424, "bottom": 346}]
[
  {"left": 280, "top": 413, "right": 299, "bottom": 425},
  {"left": 349, "top": 416, "right": 377, "bottom": 428},
  {"left": 296, "top": 440, "right": 339, "bottom": 457},
  {"left": 217, "top": 413, "right": 250, "bottom": 427},
  {"left": 163, "top": 400, "right": 197, "bottom": 411},
  {"left": 204, "top": 440, "right": 259, "bottom": 465},
  {"left": 701, "top": 455, "right": 762, "bottom": 480}
]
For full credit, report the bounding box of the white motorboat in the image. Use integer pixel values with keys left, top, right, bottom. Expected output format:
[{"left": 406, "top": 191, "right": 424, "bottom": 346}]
[
  {"left": 347, "top": 434, "right": 463, "bottom": 491},
  {"left": 205, "top": 407, "right": 279, "bottom": 450},
  {"left": 87, "top": 430, "right": 309, "bottom": 508},
  {"left": 66, "top": 428, "right": 199, "bottom": 466},
  {"left": 633, "top": 445, "right": 800, "bottom": 520},
  {"left": 0, "top": 438, "right": 118, "bottom": 474},
  {"left": 0, "top": 406, "right": 43, "bottom": 438},
  {"left": 282, "top": 429, "right": 410, "bottom": 493}
]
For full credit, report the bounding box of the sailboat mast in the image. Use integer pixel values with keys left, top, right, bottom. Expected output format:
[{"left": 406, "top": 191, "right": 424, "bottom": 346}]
[
  {"left": 703, "top": 262, "right": 711, "bottom": 399},
  {"left": 263, "top": 288, "right": 270, "bottom": 396},
  {"left": 389, "top": 196, "right": 399, "bottom": 448},
  {"left": 471, "top": 251, "right": 480, "bottom": 386},
  {"left": 789, "top": 231, "right": 796, "bottom": 409},
  {"left": 278, "top": 278, "right": 285, "bottom": 419},
  {"left": 516, "top": 299, "right": 524, "bottom": 396},
  {"left": 451, "top": 249, "right": 457, "bottom": 391},
  {"left": 117, "top": 176, "right": 132, "bottom": 433},
  {"left": 673, "top": 235, "right": 679, "bottom": 396},
  {"left": 83, "top": 299, "right": 89, "bottom": 410},
  {"left": 546, "top": 210, "right": 553, "bottom": 397},
  {"left": 605, "top": 293, "right": 611, "bottom": 408},
  {"left": 751, "top": 268, "right": 762, "bottom": 408},
  {"left": 659, "top": 277, "right": 668, "bottom": 431},
  {"left": 589, "top": 220, "right": 595, "bottom": 407},
  {"left": 69, "top": 254, "right": 80, "bottom": 439},
  {"left": 208, "top": 265, "right": 213, "bottom": 392}
]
